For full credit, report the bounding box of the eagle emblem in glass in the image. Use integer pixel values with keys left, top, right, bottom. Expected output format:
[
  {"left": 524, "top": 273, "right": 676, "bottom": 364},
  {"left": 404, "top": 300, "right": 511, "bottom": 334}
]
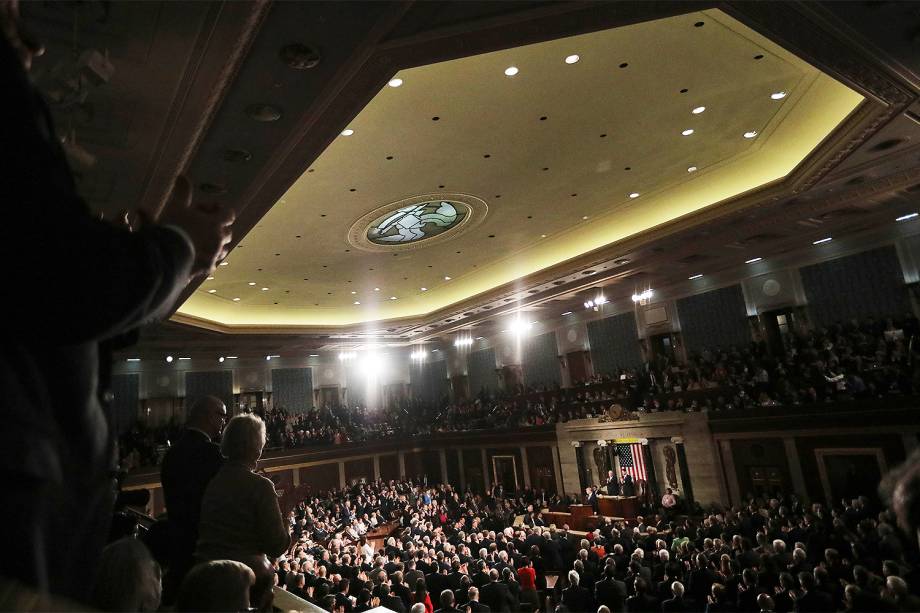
[{"left": 367, "top": 201, "right": 466, "bottom": 244}]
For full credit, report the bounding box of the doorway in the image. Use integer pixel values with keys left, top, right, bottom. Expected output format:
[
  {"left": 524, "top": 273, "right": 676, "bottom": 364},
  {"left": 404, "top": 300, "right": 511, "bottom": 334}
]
[
  {"left": 318, "top": 385, "right": 340, "bottom": 408},
  {"left": 649, "top": 333, "right": 676, "bottom": 362},
  {"left": 492, "top": 455, "right": 519, "bottom": 492},
  {"left": 761, "top": 308, "right": 797, "bottom": 356}
]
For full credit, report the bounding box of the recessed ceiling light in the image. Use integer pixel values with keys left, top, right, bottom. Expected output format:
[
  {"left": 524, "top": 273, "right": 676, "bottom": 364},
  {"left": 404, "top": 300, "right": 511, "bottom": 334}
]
[
  {"left": 896, "top": 212, "right": 918, "bottom": 222},
  {"left": 351, "top": 291, "right": 357, "bottom": 295},
  {"left": 811, "top": 237, "right": 832, "bottom": 245},
  {"left": 219, "top": 261, "right": 229, "bottom": 266},
  {"left": 374, "top": 287, "right": 380, "bottom": 291},
  {"left": 178, "top": 357, "right": 191, "bottom": 361},
  {"left": 421, "top": 287, "right": 427, "bottom": 291},
  {"left": 390, "top": 296, "right": 397, "bottom": 300},
  {"left": 341, "top": 128, "right": 354, "bottom": 136},
  {"left": 218, "top": 356, "right": 225, "bottom": 363},
  {"left": 687, "top": 166, "right": 698, "bottom": 173},
  {"left": 745, "top": 257, "right": 762, "bottom": 264},
  {"left": 232, "top": 297, "right": 241, "bottom": 301},
  {"left": 504, "top": 66, "right": 519, "bottom": 76},
  {"left": 208, "top": 289, "right": 217, "bottom": 294},
  {"left": 206, "top": 276, "right": 214, "bottom": 281},
  {"left": 582, "top": 216, "right": 589, "bottom": 220},
  {"left": 388, "top": 78, "right": 403, "bottom": 87},
  {"left": 770, "top": 91, "right": 787, "bottom": 100},
  {"left": 628, "top": 192, "right": 640, "bottom": 199},
  {"left": 541, "top": 234, "right": 547, "bottom": 238},
  {"left": 126, "top": 358, "right": 141, "bottom": 362},
  {"left": 562, "top": 311, "right": 573, "bottom": 316},
  {"left": 261, "top": 287, "right": 269, "bottom": 291},
  {"left": 354, "top": 301, "right": 361, "bottom": 305},
  {"left": 309, "top": 354, "right": 319, "bottom": 357},
  {"left": 681, "top": 129, "right": 694, "bottom": 136},
  {"left": 165, "top": 355, "right": 174, "bottom": 363},
  {"left": 564, "top": 54, "right": 580, "bottom": 64},
  {"left": 248, "top": 282, "right": 256, "bottom": 286},
  {"left": 691, "top": 106, "right": 706, "bottom": 114},
  {"left": 444, "top": 276, "right": 451, "bottom": 281},
  {"left": 688, "top": 274, "right": 703, "bottom": 280},
  {"left": 743, "top": 131, "right": 758, "bottom": 139},
  {"left": 226, "top": 356, "right": 238, "bottom": 359}
]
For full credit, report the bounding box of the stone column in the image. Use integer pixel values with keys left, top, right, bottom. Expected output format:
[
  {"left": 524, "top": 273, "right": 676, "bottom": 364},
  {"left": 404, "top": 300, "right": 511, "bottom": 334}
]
[
  {"left": 481, "top": 448, "right": 491, "bottom": 491},
  {"left": 338, "top": 462, "right": 346, "bottom": 489},
  {"left": 398, "top": 451, "right": 406, "bottom": 479},
  {"left": 671, "top": 437, "right": 694, "bottom": 505},
  {"left": 719, "top": 439, "right": 741, "bottom": 506},
  {"left": 783, "top": 437, "right": 808, "bottom": 499},
  {"left": 552, "top": 445, "right": 564, "bottom": 496},
  {"left": 573, "top": 441, "right": 586, "bottom": 493},
  {"left": 439, "top": 449, "right": 449, "bottom": 484},
  {"left": 457, "top": 449, "right": 466, "bottom": 491},
  {"left": 373, "top": 455, "right": 381, "bottom": 481},
  {"left": 293, "top": 467, "right": 300, "bottom": 487},
  {"left": 520, "top": 446, "right": 531, "bottom": 489}
]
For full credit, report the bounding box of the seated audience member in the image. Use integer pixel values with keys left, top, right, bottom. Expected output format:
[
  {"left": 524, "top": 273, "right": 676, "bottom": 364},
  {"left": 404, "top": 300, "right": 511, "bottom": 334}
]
[
  {"left": 90, "top": 538, "right": 162, "bottom": 612},
  {"left": 160, "top": 395, "right": 226, "bottom": 599},
  {"left": 196, "top": 414, "right": 291, "bottom": 564},
  {"left": 176, "top": 560, "right": 255, "bottom": 612}
]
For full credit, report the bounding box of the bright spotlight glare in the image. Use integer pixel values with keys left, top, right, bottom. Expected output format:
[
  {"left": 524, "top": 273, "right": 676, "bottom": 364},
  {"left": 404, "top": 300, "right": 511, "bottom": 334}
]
[{"left": 631, "top": 289, "right": 654, "bottom": 303}]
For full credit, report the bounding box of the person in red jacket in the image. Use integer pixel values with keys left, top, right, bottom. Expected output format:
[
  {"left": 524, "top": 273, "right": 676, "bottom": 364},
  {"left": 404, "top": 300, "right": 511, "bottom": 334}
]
[{"left": 516, "top": 557, "right": 539, "bottom": 613}]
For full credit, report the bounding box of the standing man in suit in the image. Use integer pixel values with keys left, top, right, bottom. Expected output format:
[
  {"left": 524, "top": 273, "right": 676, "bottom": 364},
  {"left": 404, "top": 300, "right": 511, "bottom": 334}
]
[
  {"left": 622, "top": 473, "right": 636, "bottom": 497},
  {"left": 606, "top": 470, "right": 621, "bottom": 496},
  {"left": 586, "top": 486, "right": 600, "bottom": 514},
  {"left": 595, "top": 566, "right": 627, "bottom": 612},
  {"left": 161, "top": 396, "right": 227, "bottom": 601},
  {"left": 480, "top": 569, "right": 515, "bottom": 613},
  {"left": 661, "top": 581, "right": 688, "bottom": 612},
  {"left": 0, "top": 2, "right": 234, "bottom": 603},
  {"left": 467, "top": 586, "right": 491, "bottom": 612}
]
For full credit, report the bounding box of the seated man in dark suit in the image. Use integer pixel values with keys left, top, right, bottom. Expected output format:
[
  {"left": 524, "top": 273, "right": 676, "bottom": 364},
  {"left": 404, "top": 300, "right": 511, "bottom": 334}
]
[{"left": 160, "top": 396, "right": 227, "bottom": 599}]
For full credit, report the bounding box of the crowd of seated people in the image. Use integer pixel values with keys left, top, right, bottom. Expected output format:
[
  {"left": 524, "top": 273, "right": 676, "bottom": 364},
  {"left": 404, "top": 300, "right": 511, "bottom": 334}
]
[
  {"left": 265, "top": 472, "right": 920, "bottom": 613},
  {"left": 118, "top": 315, "right": 919, "bottom": 469}
]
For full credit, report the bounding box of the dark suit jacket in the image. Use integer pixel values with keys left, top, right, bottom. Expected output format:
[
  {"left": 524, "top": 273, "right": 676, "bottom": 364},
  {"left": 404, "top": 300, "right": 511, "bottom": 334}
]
[
  {"left": 595, "top": 577, "right": 627, "bottom": 612},
  {"left": 661, "top": 596, "right": 688, "bottom": 612},
  {"left": 0, "top": 35, "right": 193, "bottom": 603},
  {"left": 381, "top": 594, "right": 407, "bottom": 613},
  {"left": 562, "top": 585, "right": 593, "bottom": 613},
  {"left": 794, "top": 590, "right": 833, "bottom": 613},
  {"left": 481, "top": 581, "right": 515, "bottom": 613},
  {"left": 161, "top": 430, "right": 223, "bottom": 563},
  {"left": 468, "top": 601, "right": 491, "bottom": 612},
  {"left": 625, "top": 593, "right": 659, "bottom": 612}
]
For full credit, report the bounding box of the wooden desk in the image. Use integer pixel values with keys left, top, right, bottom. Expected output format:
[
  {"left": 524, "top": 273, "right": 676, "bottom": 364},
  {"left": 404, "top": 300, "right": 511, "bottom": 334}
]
[{"left": 597, "top": 496, "right": 639, "bottom": 519}]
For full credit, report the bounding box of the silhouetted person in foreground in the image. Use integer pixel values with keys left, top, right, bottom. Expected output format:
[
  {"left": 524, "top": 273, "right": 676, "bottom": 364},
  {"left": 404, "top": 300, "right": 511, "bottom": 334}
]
[{"left": 0, "top": 0, "right": 233, "bottom": 601}]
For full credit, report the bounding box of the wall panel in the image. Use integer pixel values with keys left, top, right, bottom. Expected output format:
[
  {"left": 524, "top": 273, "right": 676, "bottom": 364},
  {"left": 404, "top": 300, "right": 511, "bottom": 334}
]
[
  {"left": 467, "top": 348, "right": 499, "bottom": 397},
  {"left": 299, "top": 463, "right": 340, "bottom": 494},
  {"left": 587, "top": 312, "right": 642, "bottom": 375},
  {"left": 111, "top": 373, "right": 140, "bottom": 435},
  {"left": 800, "top": 246, "right": 906, "bottom": 327},
  {"left": 677, "top": 285, "right": 750, "bottom": 353},
  {"left": 522, "top": 331, "right": 561, "bottom": 387},
  {"left": 271, "top": 368, "right": 314, "bottom": 412},
  {"left": 185, "top": 370, "right": 233, "bottom": 410},
  {"left": 344, "top": 458, "right": 374, "bottom": 485},
  {"left": 379, "top": 454, "right": 399, "bottom": 481}
]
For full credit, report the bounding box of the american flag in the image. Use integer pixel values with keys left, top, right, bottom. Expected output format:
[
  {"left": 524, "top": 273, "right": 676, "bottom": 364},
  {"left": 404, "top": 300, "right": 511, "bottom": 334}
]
[{"left": 616, "top": 442, "right": 647, "bottom": 482}]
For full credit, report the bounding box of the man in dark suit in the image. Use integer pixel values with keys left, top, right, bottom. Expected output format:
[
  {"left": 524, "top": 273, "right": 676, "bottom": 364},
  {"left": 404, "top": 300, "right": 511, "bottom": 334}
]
[
  {"left": 434, "top": 589, "right": 462, "bottom": 613},
  {"left": 625, "top": 578, "right": 659, "bottom": 613},
  {"left": 378, "top": 582, "right": 407, "bottom": 613},
  {"left": 561, "top": 570, "right": 593, "bottom": 613},
  {"left": 794, "top": 572, "right": 833, "bottom": 613},
  {"left": 595, "top": 566, "right": 627, "bottom": 612},
  {"left": 586, "top": 486, "right": 600, "bottom": 514},
  {"left": 661, "top": 580, "right": 688, "bottom": 612},
  {"left": 0, "top": 6, "right": 234, "bottom": 603},
  {"left": 481, "top": 569, "right": 515, "bottom": 613},
  {"left": 622, "top": 474, "right": 636, "bottom": 497},
  {"left": 467, "top": 586, "right": 491, "bottom": 612},
  {"left": 606, "top": 470, "right": 621, "bottom": 496},
  {"left": 161, "top": 396, "right": 227, "bottom": 598}
]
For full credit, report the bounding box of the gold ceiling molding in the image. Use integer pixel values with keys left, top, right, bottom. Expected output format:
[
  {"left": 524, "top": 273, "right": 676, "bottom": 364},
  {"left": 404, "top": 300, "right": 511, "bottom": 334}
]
[{"left": 167, "top": 1, "right": 915, "bottom": 336}]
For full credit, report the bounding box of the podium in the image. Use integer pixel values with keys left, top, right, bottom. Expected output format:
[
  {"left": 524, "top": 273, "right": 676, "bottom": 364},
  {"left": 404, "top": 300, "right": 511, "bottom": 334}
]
[
  {"left": 568, "top": 504, "right": 594, "bottom": 531},
  {"left": 597, "top": 496, "right": 639, "bottom": 519}
]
